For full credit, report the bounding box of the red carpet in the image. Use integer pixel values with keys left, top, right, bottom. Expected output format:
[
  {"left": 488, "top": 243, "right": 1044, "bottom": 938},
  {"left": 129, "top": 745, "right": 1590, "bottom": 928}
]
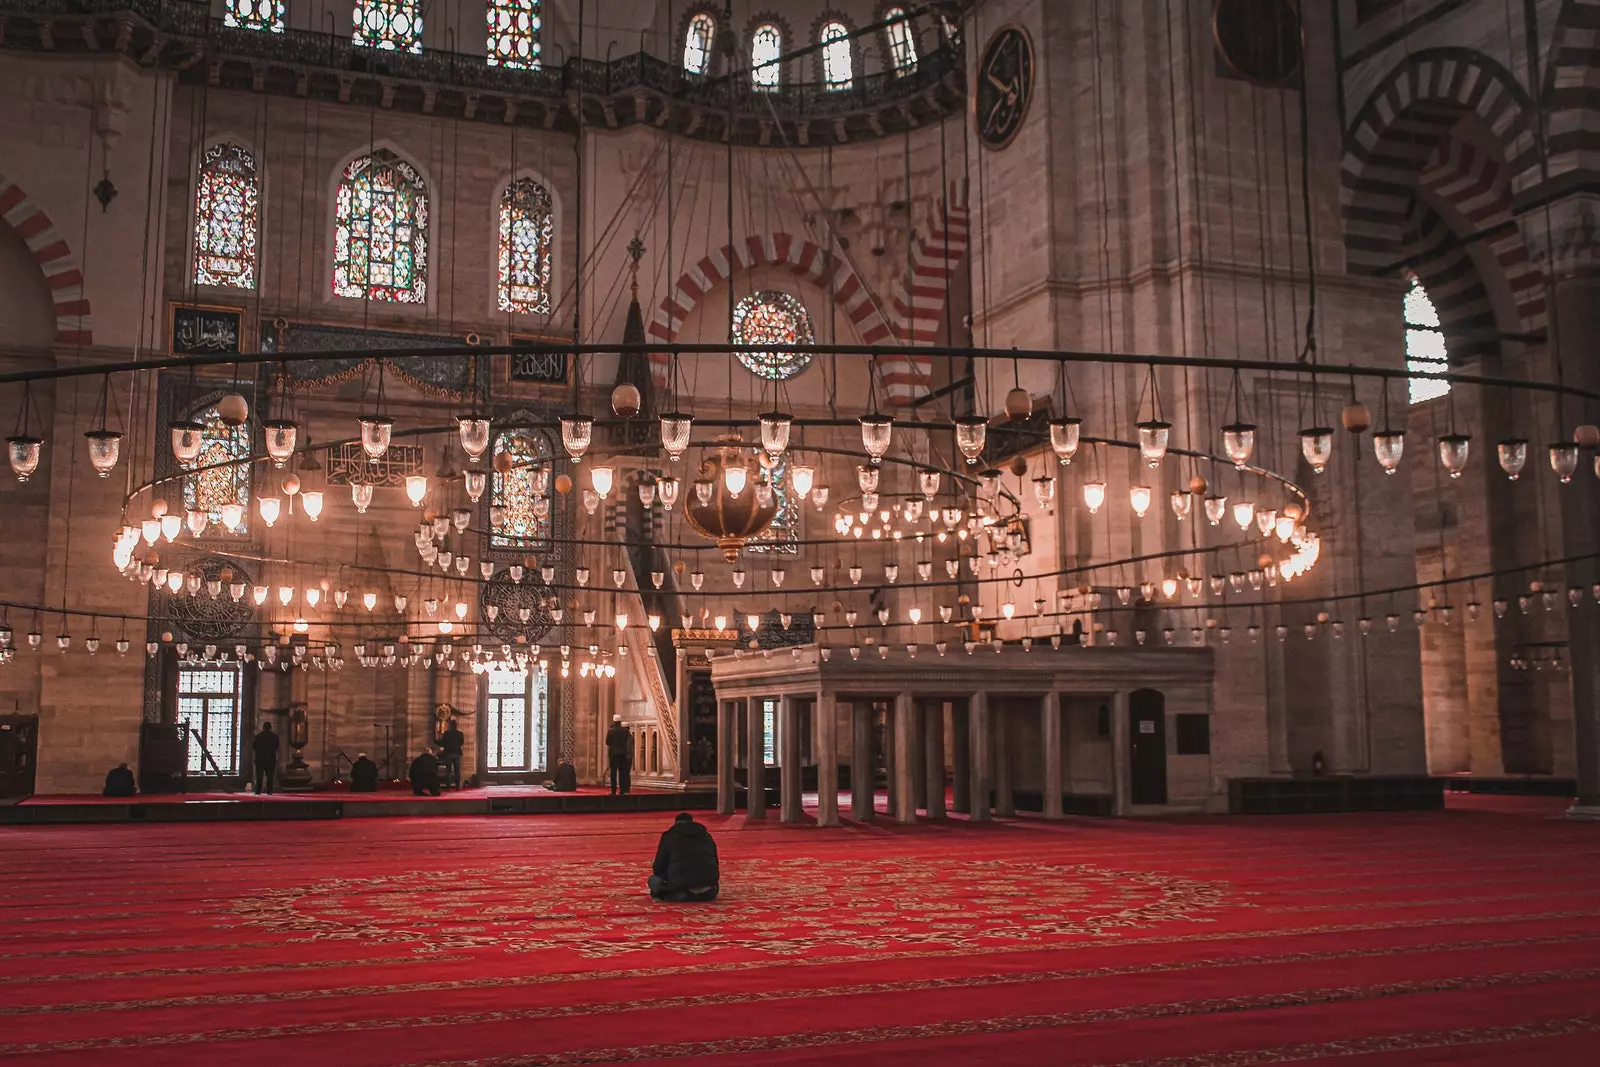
[
  {"left": 21, "top": 784, "right": 664, "bottom": 805},
  {"left": 0, "top": 796, "right": 1596, "bottom": 1065}
]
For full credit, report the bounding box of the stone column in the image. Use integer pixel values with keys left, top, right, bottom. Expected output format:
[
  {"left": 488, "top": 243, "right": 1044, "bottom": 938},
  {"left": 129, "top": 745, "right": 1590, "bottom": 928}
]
[
  {"left": 746, "top": 697, "right": 767, "bottom": 819},
  {"left": 993, "top": 702, "right": 1015, "bottom": 817},
  {"left": 969, "top": 690, "right": 992, "bottom": 822},
  {"left": 951, "top": 702, "right": 971, "bottom": 814},
  {"left": 893, "top": 692, "right": 917, "bottom": 824},
  {"left": 851, "top": 700, "right": 874, "bottom": 820},
  {"left": 909, "top": 699, "right": 927, "bottom": 812},
  {"left": 924, "top": 699, "right": 947, "bottom": 818},
  {"left": 1041, "top": 691, "right": 1063, "bottom": 819},
  {"left": 1111, "top": 690, "right": 1131, "bottom": 816},
  {"left": 716, "top": 698, "right": 736, "bottom": 815},
  {"left": 815, "top": 689, "right": 839, "bottom": 827},
  {"left": 779, "top": 694, "right": 803, "bottom": 823},
  {"left": 883, "top": 701, "right": 897, "bottom": 818}
]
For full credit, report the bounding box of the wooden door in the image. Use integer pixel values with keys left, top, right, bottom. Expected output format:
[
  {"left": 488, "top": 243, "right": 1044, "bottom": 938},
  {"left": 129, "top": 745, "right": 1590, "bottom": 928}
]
[
  {"left": 0, "top": 716, "right": 39, "bottom": 799},
  {"left": 1128, "top": 689, "right": 1167, "bottom": 805}
]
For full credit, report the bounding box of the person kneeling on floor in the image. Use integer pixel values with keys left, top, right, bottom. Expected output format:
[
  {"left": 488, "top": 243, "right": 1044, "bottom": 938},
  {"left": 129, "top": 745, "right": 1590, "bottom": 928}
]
[
  {"left": 649, "top": 812, "right": 719, "bottom": 903},
  {"left": 103, "top": 762, "right": 136, "bottom": 797},
  {"left": 409, "top": 746, "right": 442, "bottom": 797},
  {"left": 350, "top": 752, "right": 379, "bottom": 792},
  {"left": 544, "top": 756, "right": 578, "bottom": 792}
]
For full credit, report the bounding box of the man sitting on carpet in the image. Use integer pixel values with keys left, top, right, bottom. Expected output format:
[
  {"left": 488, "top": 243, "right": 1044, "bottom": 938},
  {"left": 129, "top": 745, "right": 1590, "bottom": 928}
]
[
  {"left": 649, "top": 813, "right": 719, "bottom": 903},
  {"left": 350, "top": 753, "right": 379, "bottom": 792},
  {"left": 544, "top": 756, "right": 578, "bottom": 792},
  {"left": 409, "top": 746, "right": 441, "bottom": 797},
  {"left": 102, "top": 762, "right": 136, "bottom": 798}
]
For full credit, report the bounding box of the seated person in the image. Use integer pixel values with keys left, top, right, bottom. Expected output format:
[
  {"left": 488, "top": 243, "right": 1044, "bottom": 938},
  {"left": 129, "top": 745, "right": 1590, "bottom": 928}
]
[
  {"left": 350, "top": 753, "right": 379, "bottom": 792},
  {"left": 102, "top": 762, "right": 136, "bottom": 798},
  {"left": 544, "top": 757, "right": 578, "bottom": 793},
  {"left": 409, "top": 747, "right": 441, "bottom": 797},
  {"left": 649, "top": 812, "right": 719, "bottom": 903}
]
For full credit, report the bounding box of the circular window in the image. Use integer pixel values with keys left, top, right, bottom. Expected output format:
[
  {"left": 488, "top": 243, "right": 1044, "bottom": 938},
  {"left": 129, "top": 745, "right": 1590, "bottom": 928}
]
[{"left": 732, "top": 290, "right": 814, "bottom": 381}]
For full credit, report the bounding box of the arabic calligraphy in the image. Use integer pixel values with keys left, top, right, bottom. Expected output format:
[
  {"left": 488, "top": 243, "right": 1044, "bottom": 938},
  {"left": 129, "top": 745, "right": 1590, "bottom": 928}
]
[{"left": 171, "top": 305, "right": 242, "bottom": 355}]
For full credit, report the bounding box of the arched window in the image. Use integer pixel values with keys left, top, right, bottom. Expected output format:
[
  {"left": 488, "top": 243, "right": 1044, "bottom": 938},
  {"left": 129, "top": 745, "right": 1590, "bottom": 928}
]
[
  {"left": 820, "top": 21, "right": 852, "bottom": 89},
  {"left": 487, "top": 0, "right": 541, "bottom": 68},
  {"left": 683, "top": 12, "right": 715, "bottom": 74},
  {"left": 182, "top": 405, "right": 252, "bottom": 534},
  {"left": 1405, "top": 276, "right": 1450, "bottom": 403},
  {"left": 352, "top": 0, "right": 421, "bottom": 53},
  {"left": 884, "top": 6, "right": 918, "bottom": 73},
  {"left": 732, "top": 290, "right": 814, "bottom": 380},
  {"left": 498, "top": 177, "right": 554, "bottom": 315},
  {"left": 491, "top": 429, "right": 553, "bottom": 549},
  {"left": 224, "top": 0, "right": 284, "bottom": 33},
  {"left": 751, "top": 23, "right": 782, "bottom": 90},
  {"left": 333, "top": 150, "right": 428, "bottom": 303},
  {"left": 192, "top": 143, "right": 260, "bottom": 290}
]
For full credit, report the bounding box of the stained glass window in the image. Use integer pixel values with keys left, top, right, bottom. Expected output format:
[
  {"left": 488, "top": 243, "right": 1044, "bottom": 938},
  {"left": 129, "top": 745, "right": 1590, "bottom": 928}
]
[
  {"left": 820, "top": 21, "right": 852, "bottom": 88},
  {"left": 885, "top": 6, "right": 918, "bottom": 73},
  {"left": 192, "top": 143, "right": 260, "bottom": 289},
  {"left": 684, "top": 12, "right": 714, "bottom": 73},
  {"left": 487, "top": 0, "right": 541, "bottom": 68},
  {"left": 732, "top": 290, "right": 814, "bottom": 380},
  {"left": 747, "top": 456, "right": 799, "bottom": 555},
  {"left": 1405, "top": 276, "right": 1450, "bottom": 404},
  {"left": 333, "top": 150, "right": 428, "bottom": 303},
  {"left": 224, "top": 0, "right": 284, "bottom": 33},
  {"left": 498, "top": 178, "right": 554, "bottom": 314},
  {"left": 353, "top": 0, "right": 421, "bottom": 53},
  {"left": 182, "top": 406, "right": 252, "bottom": 534},
  {"left": 176, "top": 666, "right": 242, "bottom": 775},
  {"left": 751, "top": 23, "right": 782, "bottom": 89},
  {"left": 491, "top": 428, "right": 553, "bottom": 549}
]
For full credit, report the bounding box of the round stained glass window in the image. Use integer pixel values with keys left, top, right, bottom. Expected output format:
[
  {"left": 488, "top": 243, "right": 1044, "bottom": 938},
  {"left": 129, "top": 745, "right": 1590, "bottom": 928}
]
[{"left": 732, "top": 290, "right": 814, "bottom": 381}]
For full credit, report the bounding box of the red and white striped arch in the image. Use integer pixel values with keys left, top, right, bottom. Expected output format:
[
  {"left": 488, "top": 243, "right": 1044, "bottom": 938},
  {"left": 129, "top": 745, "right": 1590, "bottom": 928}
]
[
  {"left": 880, "top": 178, "right": 971, "bottom": 405},
  {"left": 0, "top": 173, "right": 93, "bottom": 345}
]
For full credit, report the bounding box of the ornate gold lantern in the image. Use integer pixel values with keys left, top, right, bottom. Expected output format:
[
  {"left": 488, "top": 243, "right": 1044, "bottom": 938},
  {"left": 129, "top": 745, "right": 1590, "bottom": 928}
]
[{"left": 683, "top": 434, "right": 779, "bottom": 562}]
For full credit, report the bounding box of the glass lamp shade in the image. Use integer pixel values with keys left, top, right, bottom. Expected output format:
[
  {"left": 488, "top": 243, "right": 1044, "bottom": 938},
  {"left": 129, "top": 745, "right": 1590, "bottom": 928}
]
[
  {"left": 917, "top": 470, "right": 940, "bottom": 500},
  {"left": 1082, "top": 480, "right": 1106, "bottom": 514},
  {"left": 1550, "top": 442, "right": 1580, "bottom": 483},
  {"left": 185, "top": 509, "right": 208, "bottom": 537},
  {"left": 7, "top": 435, "right": 42, "bottom": 481},
  {"left": 1033, "top": 475, "right": 1056, "bottom": 508},
  {"left": 84, "top": 429, "right": 122, "bottom": 477},
  {"left": 812, "top": 484, "right": 830, "bottom": 509},
  {"left": 590, "top": 465, "right": 615, "bottom": 498},
  {"left": 859, "top": 414, "right": 894, "bottom": 464},
  {"left": 1136, "top": 420, "right": 1171, "bottom": 467},
  {"left": 1275, "top": 515, "right": 1295, "bottom": 542},
  {"left": 638, "top": 480, "right": 657, "bottom": 508},
  {"left": 1300, "top": 427, "right": 1334, "bottom": 473},
  {"left": 457, "top": 416, "right": 491, "bottom": 460},
  {"left": 220, "top": 501, "right": 245, "bottom": 531},
  {"left": 1373, "top": 428, "right": 1406, "bottom": 474},
  {"left": 405, "top": 474, "right": 428, "bottom": 506},
  {"left": 1222, "top": 423, "right": 1256, "bottom": 468},
  {"left": 1497, "top": 438, "right": 1528, "bottom": 481},
  {"left": 758, "top": 411, "right": 792, "bottom": 455},
  {"left": 462, "top": 469, "right": 486, "bottom": 502},
  {"left": 349, "top": 482, "right": 374, "bottom": 514},
  {"left": 659, "top": 412, "right": 693, "bottom": 460},
  {"left": 1048, "top": 417, "right": 1082, "bottom": 465},
  {"left": 1232, "top": 500, "right": 1255, "bottom": 530},
  {"left": 722, "top": 462, "right": 748, "bottom": 498},
  {"left": 1437, "top": 433, "right": 1471, "bottom": 478},
  {"left": 693, "top": 480, "right": 714, "bottom": 506},
  {"left": 359, "top": 415, "right": 393, "bottom": 460},
  {"left": 1170, "top": 490, "right": 1192, "bottom": 520},
  {"left": 1256, "top": 507, "right": 1277, "bottom": 537},
  {"left": 258, "top": 496, "right": 282, "bottom": 527},
  {"left": 301, "top": 490, "right": 324, "bottom": 521},
  {"left": 581, "top": 489, "right": 600, "bottom": 514},
  {"left": 263, "top": 419, "right": 298, "bottom": 467},
  {"left": 560, "top": 415, "right": 594, "bottom": 460},
  {"left": 169, "top": 420, "right": 205, "bottom": 464},
  {"left": 791, "top": 464, "right": 816, "bottom": 501},
  {"left": 1129, "top": 485, "right": 1152, "bottom": 517},
  {"left": 1203, "top": 494, "right": 1228, "bottom": 526},
  {"left": 954, "top": 415, "right": 988, "bottom": 465},
  {"left": 657, "top": 476, "right": 680, "bottom": 511},
  {"left": 851, "top": 464, "right": 878, "bottom": 495}
]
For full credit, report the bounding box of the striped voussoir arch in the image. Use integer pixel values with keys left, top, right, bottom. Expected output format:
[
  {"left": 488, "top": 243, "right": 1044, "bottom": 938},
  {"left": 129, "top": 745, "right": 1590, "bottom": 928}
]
[
  {"left": 1400, "top": 200, "right": 1498, "bottom": 364},
  {"left": 1342, "top": 48, "right": 1541, "bottom": 279},
  {"left": 1544, "top": 0, "right": 1600, "bottom": 187},
  {"left": 879, "top": 178, "right": 972, "bottom": 406},
  {"left": 0, "top": 173, "right": 92, "bottom": 345},
  {"left": 646, "top": 232, "right": 892, "bottom": 393}
]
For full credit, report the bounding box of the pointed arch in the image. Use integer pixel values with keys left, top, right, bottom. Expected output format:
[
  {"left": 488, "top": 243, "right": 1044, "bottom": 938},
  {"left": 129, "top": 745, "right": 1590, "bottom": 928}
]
[
  {"left": 331, "top": 145, "right": 430, "bottom": 303},
  {"left": 0, "top": 172, "right": 93, "bottom": 344}
]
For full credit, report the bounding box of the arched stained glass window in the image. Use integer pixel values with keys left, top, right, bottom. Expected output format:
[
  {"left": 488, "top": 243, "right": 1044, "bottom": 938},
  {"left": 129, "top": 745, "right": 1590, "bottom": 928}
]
[
  {"left": 885, "top": 6, "right": 918, "bottom": 73},
  {"left": 182, "top": 406, "right": 252, "bottom": 534},
  {"left": 732, "top": 290, "right": 814, "bottom": 380},
  {"left": 353, "top": 0, "right": 421, "bottom": 53},
  {"left": 224, "top": 0, "right": 284, "bottom": 33},
  {"left": 1405, "top": 276, "right": 1450, "bottom": 404},
  {"left": 498, "top": 177, "right": 554, "bottom": 315},
  {"left": 333, "top": 150, "right": 428, "bottom": 303},
  {"left": 820, "top": 21, "right": 852, "bottom": 89},
  {"left": 491, "top": 429, "right": 553, "bottom": 549},
  {"left": 751, "top": 24, "right": 782, "bottom": 89},
  {"left": 487, "top": 0, "right": 541, "bottom": 68},
  {"left": 683, "top": 12, "right": 715, "bottom": 73},
  {"left": 192, "top": 143, "right": 260, "bottom": 290}
]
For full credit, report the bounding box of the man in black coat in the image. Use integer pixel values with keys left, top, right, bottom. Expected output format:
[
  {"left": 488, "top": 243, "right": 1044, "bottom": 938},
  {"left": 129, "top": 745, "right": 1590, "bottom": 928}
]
[
  {"left": 103, "top": 763, "right": 136, "bottom": 798},
  {"left": 439, "top": 717, "right": 465, "bottom": 789},
  {"left": 409, "top": 747, "right": 441, "bottom": 797},
  {"left": 545, "top": 757, "right": 578, "bottom": 792},
  {"left": 350, "top": 752, "right": 379, "bottom": 792},
  {"left": 649, "top": 813, "right": 719, "bottom": 902},
  {"left": 605, "top": 715, "right": 632, "bottom": 796},
  {"left": 251, "top": 723, "right": 280, "bottom": 795}
]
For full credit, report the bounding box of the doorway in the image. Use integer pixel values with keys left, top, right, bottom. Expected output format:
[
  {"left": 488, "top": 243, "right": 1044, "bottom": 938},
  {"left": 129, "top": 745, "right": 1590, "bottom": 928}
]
[
  {"left": 1128, "top": 689, "right": 1167, "bottom": 805},
  {"left": 0, "top": 716, "right": 39, "bottom": 800}
]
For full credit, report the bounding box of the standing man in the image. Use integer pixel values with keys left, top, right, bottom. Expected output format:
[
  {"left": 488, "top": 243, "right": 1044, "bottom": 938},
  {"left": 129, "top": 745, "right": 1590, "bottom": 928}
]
[
  {"left": 439, "top": 717, "right": 465, "bottom": 790},
  {"left": 606, "top": 714, "right": 632, "bottom": 796},
  {"left": 252, "top": 722, "right": 280, "bottom": 795}
]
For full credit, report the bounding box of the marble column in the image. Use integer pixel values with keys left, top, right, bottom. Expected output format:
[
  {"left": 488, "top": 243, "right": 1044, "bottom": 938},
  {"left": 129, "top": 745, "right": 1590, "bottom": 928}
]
[
  {"left": 716, "top": 698, "right": 736, "bottom": 815},
  {"left": 883, "top": 702, "right": 897, "bottom": 818},
  {"left": 909, "top": 698, "right": 927, "bottom": 812},
  {"left": 779, "top": 694, "right": 803, "bottom": 823},
  {"left": 924, "top": 699, "right": 947, "bottom": 818},
  {"left": 993, "top": 702, "right": 1015, "bottom": 817},
  {"left": 968, "top": 690, "right": 992, "bottom": 822},
  {"left": 893, "top": 692, "right": 917, "bottom": 824},
  {"left": 1111, "top": 690, "right": 1131, "bottom": 816},
  {"left": 747, "top": 697, "right": 767, "bottom": 819},
  {"left": 851, "top": 700, "right": 874, "bottom": 820},
  {"left": 1041, "top": 691, "right": 1063, "bottom": 819},
  {"left": 815, "top": 689, "right": 839, "bottom": 827},
  {"left": 951, "top": 702, "right": 971, "bottom": 814}
]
